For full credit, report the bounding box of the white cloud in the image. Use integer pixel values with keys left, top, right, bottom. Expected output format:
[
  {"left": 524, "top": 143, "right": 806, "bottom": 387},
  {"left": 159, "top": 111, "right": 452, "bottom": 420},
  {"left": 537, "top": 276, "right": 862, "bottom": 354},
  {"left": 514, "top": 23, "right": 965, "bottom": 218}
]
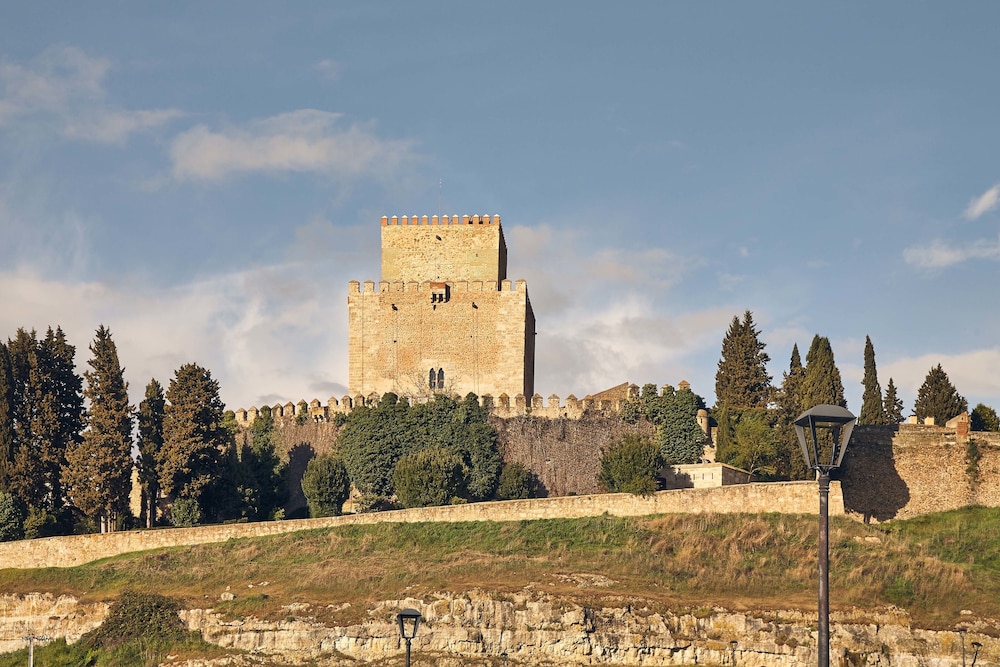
[
  {"left": 169, "top": 110, "right": 416, "bottom": 182},
  {"left": 314, "top": 59, "right": 343, "bottom": 81},
  {"left": 964, "top": 183, "right": 1000, "bottom": 220},
  {"left": 903, "top": 235, "right": 1000, "bottom": 269},
  {"left": 882, "top": 349, "right": 1000, "bottom": 409},
  {"left": 0, "top": 45, "right": 180, "bottom": 143}
]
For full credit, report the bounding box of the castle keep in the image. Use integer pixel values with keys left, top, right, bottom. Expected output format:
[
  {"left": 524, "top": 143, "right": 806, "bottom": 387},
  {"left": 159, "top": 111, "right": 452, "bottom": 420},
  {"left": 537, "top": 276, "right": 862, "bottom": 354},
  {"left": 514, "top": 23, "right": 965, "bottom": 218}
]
[{"left": 348, "top": 214, "right": 535, "bottom": 399}]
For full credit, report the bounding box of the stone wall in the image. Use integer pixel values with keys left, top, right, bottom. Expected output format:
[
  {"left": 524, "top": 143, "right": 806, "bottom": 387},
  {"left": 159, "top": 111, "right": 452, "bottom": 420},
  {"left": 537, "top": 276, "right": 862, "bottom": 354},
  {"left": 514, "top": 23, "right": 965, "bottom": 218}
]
[
  {"left": 0, "top": 482, "right": 839, "bottom": 570},
  {"left": 380, "top": 214, "right": 507, "bottom": 284},
  {"left": 841, "top": 424, "right": 1000, "bottom": 521}
]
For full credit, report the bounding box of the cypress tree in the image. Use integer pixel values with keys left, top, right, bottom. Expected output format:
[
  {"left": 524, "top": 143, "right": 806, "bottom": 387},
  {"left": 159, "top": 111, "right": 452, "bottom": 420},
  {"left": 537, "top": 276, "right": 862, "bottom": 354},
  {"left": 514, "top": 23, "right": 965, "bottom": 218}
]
[
  {"left": 63, "top": 326, "right": 133, "bottom": 533},
  {"left": 0, "top": 343, "right": 14, "bottom": 488},
  {"left": 5, "top": 329, "right": 40, "bottom": 506},
  {"left": 971, "top": 403, "right": 1000, "bottom": 432},
  {"left": 801, "top": 335, "right": 846, "bottom": 410},
  {"left": 883, "top": 378, "right": 904, "bottom": 424},
  {"left": 37, "top": 326, "right": 84, "bottom": 511},
  {"left": 913, "top": 364, "right": 967, "bottom": 425},
  {"left": 859, "top": 336, "right": 887, "bottom": 425},
  {"left": 159, "top": 363, "right": 227, "bottom": 508},
  {"left": 774, "top": 344, "right": 811, "bottom": 480},
  {"left": 136, "top": 379, "right": 165, "bottom": 527},
  {"left": 714, "top": 310, "right": 772, "bottom": 410}
]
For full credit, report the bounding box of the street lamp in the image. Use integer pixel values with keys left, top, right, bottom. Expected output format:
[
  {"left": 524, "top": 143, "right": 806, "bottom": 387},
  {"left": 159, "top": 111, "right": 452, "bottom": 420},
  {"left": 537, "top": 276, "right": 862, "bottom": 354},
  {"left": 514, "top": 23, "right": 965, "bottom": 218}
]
[
  {"left": 793, "top": 404, "right": 856, "bottom": 667},
  {"left": 22, "top": 634, "right": 49, "bottom": 667},
  {"left": 396, "top": 608, "right": 422, "bottom": 667},
  {"left": 971, "top": 641, "right": 982, "bottom": 667},
  {"left": 730, "top": 640, "right": 738, "bottom": 666}
]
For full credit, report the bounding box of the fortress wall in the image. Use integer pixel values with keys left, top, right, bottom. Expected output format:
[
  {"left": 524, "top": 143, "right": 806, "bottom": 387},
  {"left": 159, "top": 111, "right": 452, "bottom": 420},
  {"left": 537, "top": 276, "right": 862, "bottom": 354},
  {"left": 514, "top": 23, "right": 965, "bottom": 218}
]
[
  {"left": 841, "top": 425, "right": 1000, "bottom": 521},
  {"left": 0, "top": 482, "right": 838, "bottom": 570}
]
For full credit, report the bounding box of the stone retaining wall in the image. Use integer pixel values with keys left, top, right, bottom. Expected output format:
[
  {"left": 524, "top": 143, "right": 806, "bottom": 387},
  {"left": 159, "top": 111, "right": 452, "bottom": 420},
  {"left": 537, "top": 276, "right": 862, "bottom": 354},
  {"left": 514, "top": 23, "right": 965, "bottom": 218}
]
[{"left": 0, "top": 481, "right": 838, "bottom": 570}]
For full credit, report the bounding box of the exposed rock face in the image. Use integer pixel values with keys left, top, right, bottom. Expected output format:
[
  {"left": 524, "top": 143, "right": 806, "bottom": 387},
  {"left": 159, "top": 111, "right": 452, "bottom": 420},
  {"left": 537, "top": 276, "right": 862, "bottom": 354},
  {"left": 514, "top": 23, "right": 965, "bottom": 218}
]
[{"left": 1, "top": 591, "right": 996, "bottom": 666}]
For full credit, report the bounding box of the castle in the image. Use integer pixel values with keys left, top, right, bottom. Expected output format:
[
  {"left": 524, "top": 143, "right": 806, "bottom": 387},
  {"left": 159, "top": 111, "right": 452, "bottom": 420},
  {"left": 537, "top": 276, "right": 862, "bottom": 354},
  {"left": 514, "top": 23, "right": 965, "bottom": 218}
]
[{"left": 348, "top": 214, "right": 535, "bottom": 400}]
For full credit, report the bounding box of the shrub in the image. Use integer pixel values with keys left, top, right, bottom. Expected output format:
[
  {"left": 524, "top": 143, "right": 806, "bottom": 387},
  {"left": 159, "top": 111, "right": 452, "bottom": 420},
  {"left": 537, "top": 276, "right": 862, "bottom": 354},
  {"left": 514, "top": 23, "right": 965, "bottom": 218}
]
[
  {"left": 393, "top": 447, "right": 464, "bottom": 508},
  {"left": 22, "top": 507, "right": 57, "bottom": 539},
  {"left": 495, "top": 462, "right": 531, "bottom": 500},
  {"left": 83, "top": 590, "right": 186, "bottom": 650},
  {"left": 598, "top": 434, "right": 664, "bottom": 495},
  {"left": 170, "top": 497, "right": 203, "bottom": 527},
  {"left": 301, "top": 454, "right": 351, "bottom": 517}
]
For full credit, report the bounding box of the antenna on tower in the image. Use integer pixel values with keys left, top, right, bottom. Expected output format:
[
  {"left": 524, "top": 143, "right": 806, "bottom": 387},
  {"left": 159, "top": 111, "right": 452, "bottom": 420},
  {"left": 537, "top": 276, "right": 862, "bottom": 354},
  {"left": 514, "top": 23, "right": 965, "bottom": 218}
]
[{"left": 438, "top": 179, "right": 442, "bottom": 218}]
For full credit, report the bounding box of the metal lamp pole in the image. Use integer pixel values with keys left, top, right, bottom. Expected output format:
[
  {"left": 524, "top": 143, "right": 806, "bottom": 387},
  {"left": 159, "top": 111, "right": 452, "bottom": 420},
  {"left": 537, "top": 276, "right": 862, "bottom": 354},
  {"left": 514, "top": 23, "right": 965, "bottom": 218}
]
[
  {"left": 22, "top": 635, "right": 49, "bottom": 667},
  {"left": 396, "top": 608, "right": 422, "bottom": 667},
  {"left": 794, "top": 405, "right": 856, "bottom": 667}
]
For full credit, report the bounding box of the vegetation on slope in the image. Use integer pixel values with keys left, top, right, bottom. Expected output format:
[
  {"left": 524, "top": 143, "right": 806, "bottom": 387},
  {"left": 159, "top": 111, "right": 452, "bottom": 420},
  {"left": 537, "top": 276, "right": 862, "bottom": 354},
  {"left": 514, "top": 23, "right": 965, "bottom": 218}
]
[{"left": 0, "top": 507, "right": 997, "bottom": 634}]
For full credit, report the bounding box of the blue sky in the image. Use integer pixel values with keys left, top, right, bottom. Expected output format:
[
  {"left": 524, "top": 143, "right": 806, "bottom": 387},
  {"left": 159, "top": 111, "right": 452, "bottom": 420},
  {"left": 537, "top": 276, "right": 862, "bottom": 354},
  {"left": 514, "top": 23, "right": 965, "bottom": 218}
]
[{"left": 2, "top": 2, "right": 999, "bottom": 415}]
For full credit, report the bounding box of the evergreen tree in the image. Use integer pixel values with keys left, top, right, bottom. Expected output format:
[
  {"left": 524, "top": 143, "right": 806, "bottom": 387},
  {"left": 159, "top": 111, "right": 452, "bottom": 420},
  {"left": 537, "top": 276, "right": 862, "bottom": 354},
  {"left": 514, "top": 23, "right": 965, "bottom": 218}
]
[
  {"left": 859, "top": 336, "right": 887, "bottom": 425},
  {"left": 0, "top": 343, "right": 14, "bottom": 489},
  {"left": 657, "top": 386, "right": 708, "bottom": 465},
  {"left": 239, "top": 406, "right": 286, "bottom": 520},
  {"left": 714, "top": 311, "right": 772, "bottom": 410},
  {"left": 801, "top": 335, "right": 846, "bottom": 410},
  {"left": 774, "top": 344, "right": 810, "bottom": 480},
  {"left": 727, "top": 410, "right": 779, "bottom": 481},
  {"left": 300, "top": 454, "right": 350, "bottom": 517},
  {"left": 883, "top": 377, "right": 904, "bottom": 424},
  {"left": 5, "top": 328, "right": 40, "bottom": 506},
  {"left": 159, "top": 363, "right": 227, "bottom": 507},
  {"left": 393, "top": 447, "right": 464, "bottom": 508},
  {"left": 136, "top": 379, "right": 165, "bottom": 527},
  {"left": 913, "top": 364, "right": 967, "bottom": 425},
  {"left": 971, "top": 403, "right": 1000, "bottom": 431},
  {"left": 63, "top": 326, "right": 134, "bottom": 533},
  {"left": 597, "top": 434, "right": 664, "bottom": 495}
]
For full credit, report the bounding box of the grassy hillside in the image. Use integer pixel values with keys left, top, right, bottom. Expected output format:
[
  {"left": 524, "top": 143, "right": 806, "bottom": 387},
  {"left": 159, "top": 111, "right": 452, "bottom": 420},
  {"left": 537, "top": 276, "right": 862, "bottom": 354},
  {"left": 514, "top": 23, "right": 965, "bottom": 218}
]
[{"left": 1, "top": 507, "right": 998, "bottom": 631}]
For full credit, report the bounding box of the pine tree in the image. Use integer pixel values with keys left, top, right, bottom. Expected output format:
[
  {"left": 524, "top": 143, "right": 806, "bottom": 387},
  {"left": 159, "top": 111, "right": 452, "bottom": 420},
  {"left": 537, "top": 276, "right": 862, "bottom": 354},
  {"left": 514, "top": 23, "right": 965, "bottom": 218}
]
[
  {"left": 913, "top": 364, "right": 967, "bottom": 425},
  {"left": 657, "top": 386, "right": 708, "bottom": 465},
  {"left": 859, "top": 336, "right": 887, "bottom": 425},
  {"left": 714, "top": 310, "right": 772, "bottom": 410},
  {"left": 5, "top": 329, "right": 41, "bottom": 506},
  {"left": 159, "top": 363, "right": 227, "bottom": 507},
  {"left": 801, "top": 335, "right": 846, "bottom": 410},
  {"left": 62, "top": 326, "right": 133, "bottom": 533},
  {"left": 883, "top": 378, "right": 904, "bottom": 423},
  {"left": 136, "top": 379, "right": 165, "bottom": 527}
]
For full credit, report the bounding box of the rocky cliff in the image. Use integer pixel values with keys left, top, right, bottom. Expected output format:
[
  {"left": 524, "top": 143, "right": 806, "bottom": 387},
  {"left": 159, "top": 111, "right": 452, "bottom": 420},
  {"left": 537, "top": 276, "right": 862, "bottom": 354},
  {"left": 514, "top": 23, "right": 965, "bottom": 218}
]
[{"left": 0, "top": 591, "right": 995, "bottom": 666}]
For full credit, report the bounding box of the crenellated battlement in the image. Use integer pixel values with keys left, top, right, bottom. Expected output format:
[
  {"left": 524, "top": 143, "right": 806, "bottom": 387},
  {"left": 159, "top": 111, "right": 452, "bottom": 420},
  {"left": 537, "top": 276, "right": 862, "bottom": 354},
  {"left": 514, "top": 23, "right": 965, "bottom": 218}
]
[
  {"left": 347, "top": 278, "right": 528, "bottom": 294},
  {"left": 381, "top": 214, "right": 501, "bottom": 226},
  {"left": 233, "top": 386, "right": 645, "bottom": 427}
]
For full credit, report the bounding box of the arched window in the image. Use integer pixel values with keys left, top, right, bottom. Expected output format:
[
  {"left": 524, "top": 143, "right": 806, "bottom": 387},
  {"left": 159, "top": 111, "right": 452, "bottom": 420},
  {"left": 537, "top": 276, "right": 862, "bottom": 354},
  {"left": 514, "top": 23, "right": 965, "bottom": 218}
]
[
  {"left": 429, "top": 368, "right": 436, "bottom": 389},
  {"left": 437, "top": 368, "right": 445, "bottom": 389}
]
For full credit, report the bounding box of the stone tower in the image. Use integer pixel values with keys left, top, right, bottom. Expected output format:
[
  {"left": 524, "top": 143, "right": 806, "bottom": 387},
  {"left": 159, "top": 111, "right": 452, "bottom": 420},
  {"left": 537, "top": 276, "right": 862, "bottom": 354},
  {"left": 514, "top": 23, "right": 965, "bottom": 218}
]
[{"left": 348, "top": 214, "right": 535, "bottom": 400}]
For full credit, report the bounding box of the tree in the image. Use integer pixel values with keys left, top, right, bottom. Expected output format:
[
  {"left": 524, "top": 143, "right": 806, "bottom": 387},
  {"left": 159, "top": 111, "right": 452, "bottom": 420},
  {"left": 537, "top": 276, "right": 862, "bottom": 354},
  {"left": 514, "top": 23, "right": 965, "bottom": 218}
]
[
  {"left": 598, "top": 434, "right": 664, "bottom": 495},
  {"left": 773, "top": 344, "right": 810, "bottom": 480},
  {"left": 495, "top": 462, "right": 531, "bottom": 500},
  {"left": 40, "top": 326, "right": 85, "bottom": 511},
  {"left": 136, "top": 379, "right": 165, "bottom": 527},
  {"left": 300, "top": 454, "right": 351, "bottom": 517},
  {"left": 859, "top": 336, "right": 887, "bottom": 425},
  {"left": 337, "top": 393, "right": 413, "bottom": 497},
  {"left": 801, "top": 335, "right": 845, "bottom": 410},
  {"left": 0, "top": 343, "right": 14, "bottom": 489},
  {"left": 63, "top": 326, "right": 134, "bottom": 533},
  {"left": 393, "top": 447, "right": 464, "bottom": 508},
  {"left": 714, "top": 310, "right": 772, "bottom": 410},
  {"left": 913, "top": 364, "right": 967, "bottom": 425},
  {"left": 159, "top": 363, "right": 227, "bottom": 507},
  {"left": 238, "top": 406, "right": 286, "bottom": 520},
  {"left": 971, "top": 403, "right": 1000, "bottom": 432},
  {"left": 657, "top": 386, "right": 707, "bottom": 465},
  {"left": 727, "top": 411, "right": 779, "bottom": 481},
  {"left": 0, "top": 490, "right": 23, "bottom": 541},
  {"left": 883, "top": 377, "right": 904, "bottom": 424}
]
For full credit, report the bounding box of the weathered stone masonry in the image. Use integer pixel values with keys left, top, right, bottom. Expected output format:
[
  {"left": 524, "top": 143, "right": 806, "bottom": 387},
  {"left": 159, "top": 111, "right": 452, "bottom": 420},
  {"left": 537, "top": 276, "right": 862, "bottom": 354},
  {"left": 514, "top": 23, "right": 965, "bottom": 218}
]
[{"left": 348, "top": 214, "right": 535, "bottom": 400}]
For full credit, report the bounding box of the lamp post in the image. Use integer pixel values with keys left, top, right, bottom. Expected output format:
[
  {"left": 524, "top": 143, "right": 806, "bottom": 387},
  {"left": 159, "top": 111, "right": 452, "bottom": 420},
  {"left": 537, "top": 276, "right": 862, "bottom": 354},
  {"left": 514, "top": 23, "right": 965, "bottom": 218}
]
[
  {"left": 396, "top": 608, "right": 422, "bottom": 667},
  {"left": 22, "top": 635, "right": 49, "bottom": 667},
  {"left": 730, "top": 640, "right": 738, "bottom": 666},
  {"left": 793, "top": 404, "right": 856, "bottom": 667},
  {"left": 971, "top": 641, "right": 982, "bottom": 667},
  {"left": 960, "top": 628, "right": 968, "bottom": 667}
]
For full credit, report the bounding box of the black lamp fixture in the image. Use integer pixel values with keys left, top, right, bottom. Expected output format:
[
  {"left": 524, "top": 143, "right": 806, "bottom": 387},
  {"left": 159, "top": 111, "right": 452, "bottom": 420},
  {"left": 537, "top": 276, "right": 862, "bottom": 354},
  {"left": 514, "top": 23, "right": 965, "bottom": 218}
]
[
  {"left": 793, "top": 404, "right": 856, "bottom": 667},
  {"left": 971, "top": 641, "right": 983, "bottom": 667},
  {"left": 396, "top": 608, "right": 422, "bottom": 667}
]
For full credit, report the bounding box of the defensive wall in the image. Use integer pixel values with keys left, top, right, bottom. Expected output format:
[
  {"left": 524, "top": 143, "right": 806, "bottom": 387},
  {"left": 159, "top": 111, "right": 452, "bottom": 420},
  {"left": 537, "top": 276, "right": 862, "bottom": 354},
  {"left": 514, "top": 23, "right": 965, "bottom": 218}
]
[{"left": 0, "top": 482, "right": 839, "bottom": 570}]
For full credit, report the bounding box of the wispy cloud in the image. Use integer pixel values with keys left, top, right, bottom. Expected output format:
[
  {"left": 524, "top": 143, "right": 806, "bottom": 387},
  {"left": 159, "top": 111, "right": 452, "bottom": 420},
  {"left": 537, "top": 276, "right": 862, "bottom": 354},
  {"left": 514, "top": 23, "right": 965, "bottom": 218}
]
[
  {"left": 902, "top": 235, "right": 1000, "bottom": 269},
  {"left": 0, "top": 45, "right": 181, "bottom": 144},
  {"left": 964, "top": 183, "right": 1000, "bottom": 220},
  {"left": 313, "top": 59, "right": 343, "bottom": 82},
  {"left": 169, "top": 110, "right": 417, "bottom": 182}
]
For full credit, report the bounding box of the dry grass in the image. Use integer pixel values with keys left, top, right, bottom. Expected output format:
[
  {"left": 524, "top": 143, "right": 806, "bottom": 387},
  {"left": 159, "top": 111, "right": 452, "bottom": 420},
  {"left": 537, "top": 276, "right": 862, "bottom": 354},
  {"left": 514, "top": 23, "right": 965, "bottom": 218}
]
[{"left": 0, "top": 509, "right": 997, "bottom": 629}]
